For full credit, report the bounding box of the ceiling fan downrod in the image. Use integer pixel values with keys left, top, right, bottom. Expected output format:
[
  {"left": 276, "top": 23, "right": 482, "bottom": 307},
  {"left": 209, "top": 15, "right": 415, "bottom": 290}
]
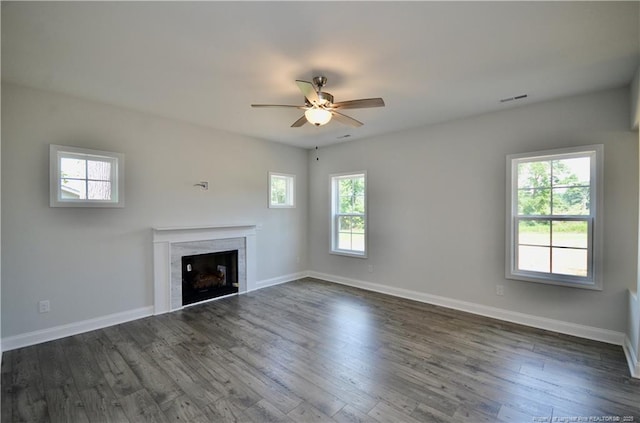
[
  {"left": 312, "top": 76, "right": 328, "bottom": 91},
  {"left": 312, "top": 76, "right": 332, "bottom": 106}
]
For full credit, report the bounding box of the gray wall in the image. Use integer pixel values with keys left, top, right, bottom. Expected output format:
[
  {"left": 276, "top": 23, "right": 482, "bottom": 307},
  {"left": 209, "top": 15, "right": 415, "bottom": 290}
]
[
  {"left": 309, "top": 87, "right": 637, "bottom": 333},
  {"left": 1, "top": 83, "right": 308, "bottom": 338},
  {"left": 0, "top": 78, "right": 3, "bottom": 354},
  {"left": 631, "top": 65, "right": 640, "bottom": 366},
  {"left": 632, "top": 68, "right": 640, "bottom": 130},
  {"left": 2, "top": 82, "right": 637, "bottom": 342}
]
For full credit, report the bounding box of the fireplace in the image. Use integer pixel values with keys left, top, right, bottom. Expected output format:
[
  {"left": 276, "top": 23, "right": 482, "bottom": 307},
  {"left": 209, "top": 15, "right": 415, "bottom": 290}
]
[
  {"left": 153, "top": 225, "right": 256, "bottom": 314},
  {"left": 182, "top": 250, "right": 238, "bottom": 305}
]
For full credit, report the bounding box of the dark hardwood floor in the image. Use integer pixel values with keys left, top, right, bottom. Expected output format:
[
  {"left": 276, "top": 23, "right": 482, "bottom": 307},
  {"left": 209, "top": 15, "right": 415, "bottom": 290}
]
[{"left": 2, "top": 278, "right": 639, "bottom": 422}]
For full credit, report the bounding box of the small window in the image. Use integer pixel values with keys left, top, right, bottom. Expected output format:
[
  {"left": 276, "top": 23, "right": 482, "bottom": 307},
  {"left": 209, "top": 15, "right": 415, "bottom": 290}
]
[
  {"left": 331, "top": 172, "right": 367, "bottom": 257},
  {"left": 268, "top": 172, "right": 295, "bottom": 208},
  {"left": 506, "top": 145, "right": 603, "bottom": 289},
  {"left": 50, "top": 144, "right": 124, "bottom": 208}
]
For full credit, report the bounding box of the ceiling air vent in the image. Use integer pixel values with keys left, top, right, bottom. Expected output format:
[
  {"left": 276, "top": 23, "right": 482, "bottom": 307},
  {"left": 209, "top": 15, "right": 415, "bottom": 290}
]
[{"left": 500, "top": 94, "right": 528, "bottom": 103}]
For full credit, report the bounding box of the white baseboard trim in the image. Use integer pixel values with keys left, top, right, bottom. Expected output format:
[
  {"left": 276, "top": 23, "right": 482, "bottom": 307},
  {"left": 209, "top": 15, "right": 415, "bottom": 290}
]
[
  {"left": 1, "top": 306, "right": 154, "bottom": 352},
  {"left": 308, "top": 271, "right": 626, "bottom": 346},
  {"left": 623, "top": 336, "right": 640, "bottom": 379},
  {"left": 1, "top": 269, "right": 633, "bottom": 378},
  {"left": 251, "top": 271, "right": 308, "bottom": 292},
  {"left": 0, "top": 271, "right": 308, "bottom": 352}
]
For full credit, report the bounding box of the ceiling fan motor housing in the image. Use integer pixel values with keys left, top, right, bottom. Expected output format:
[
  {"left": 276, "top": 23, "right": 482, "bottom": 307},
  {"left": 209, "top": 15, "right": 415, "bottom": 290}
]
[
  {"left": 313, "top": 76, "right": 328, "bottom": 89},
  {"left": 317, "top": 91, "right": 333, "bottom": 105}
]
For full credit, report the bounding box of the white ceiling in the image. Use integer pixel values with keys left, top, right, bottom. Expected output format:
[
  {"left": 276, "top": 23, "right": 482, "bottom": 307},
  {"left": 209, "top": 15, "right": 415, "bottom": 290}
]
[{"left": 2, "top": 2, "right": 638, "bottom": 149}]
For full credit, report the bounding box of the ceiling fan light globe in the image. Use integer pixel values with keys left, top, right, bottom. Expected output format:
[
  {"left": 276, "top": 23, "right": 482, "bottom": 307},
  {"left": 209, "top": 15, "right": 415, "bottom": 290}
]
[{"left": 305, "top": 108, "right": 332, "bottom": 126}]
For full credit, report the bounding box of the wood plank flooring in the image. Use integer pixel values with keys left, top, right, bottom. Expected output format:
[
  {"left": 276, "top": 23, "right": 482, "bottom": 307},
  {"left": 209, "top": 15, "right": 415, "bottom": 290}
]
[{"left": 2, "top": 278, "right": 639, "bottom": 422}]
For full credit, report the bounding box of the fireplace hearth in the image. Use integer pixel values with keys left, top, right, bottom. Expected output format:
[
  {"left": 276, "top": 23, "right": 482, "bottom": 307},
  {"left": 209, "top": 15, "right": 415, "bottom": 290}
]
[{"left": 182, "top": 249, "right": 238, "bottom": 306}]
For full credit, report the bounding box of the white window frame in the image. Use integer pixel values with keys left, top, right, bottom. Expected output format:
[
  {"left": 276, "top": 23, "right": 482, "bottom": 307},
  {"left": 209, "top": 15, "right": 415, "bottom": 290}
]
[
  {"left": 506, "top": 145, "right": 603, "bottom": 290},
  {"left": 50, "top": 144, "right": 125, "bottom": 208},
  {"left": 330, "top": 171, "right": 367, "bottom": 258},
  {"left": 268, "top": 172, "right": 296, "bottom": 208}
]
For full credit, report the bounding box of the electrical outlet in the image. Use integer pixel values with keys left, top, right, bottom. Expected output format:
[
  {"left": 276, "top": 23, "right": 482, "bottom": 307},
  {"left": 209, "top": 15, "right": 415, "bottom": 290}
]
[
  {"left": 296, "top": 256, "right": 300, "bottom": 264},
  {"left": 496, "top": 285, "right": 504, "bottom": 296},
  {"left": 38, "top": 300, "right": 50, "bottom": 313},
  {"left": 367, "top": 265, "right": 374, "bottom": 273}
]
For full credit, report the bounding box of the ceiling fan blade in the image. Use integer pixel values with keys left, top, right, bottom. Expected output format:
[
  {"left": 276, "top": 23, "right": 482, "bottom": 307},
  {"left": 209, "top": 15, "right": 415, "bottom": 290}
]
[
  {"left": 291, "top": 115, "right": 308, "bottom": 127},
  {"left": 332, "top": 111, "right": 363, "bottom": 127},
  {"left": 332, "top": 98, "right": 385, "bottom": 109},
  {"left": 295, "top": 80, "right": 320, "bottom": 105},
  {"left": 251, "top": 104, "right": 305, "bottom": 109}
]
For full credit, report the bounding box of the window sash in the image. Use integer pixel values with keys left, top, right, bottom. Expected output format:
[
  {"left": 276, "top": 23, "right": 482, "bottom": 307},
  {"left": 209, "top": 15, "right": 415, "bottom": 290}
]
[
  {"left": 512, "top": 216, "right": 594, "bottom": 283},
  {"left": 334, "top": 214, "right": 366, "bottom": 253},
  {"left": 58, "top": 152, "right": 118, "bottom": 202},
  {"left": 514, "top": 150, "right": 596, "bottom": 218}
]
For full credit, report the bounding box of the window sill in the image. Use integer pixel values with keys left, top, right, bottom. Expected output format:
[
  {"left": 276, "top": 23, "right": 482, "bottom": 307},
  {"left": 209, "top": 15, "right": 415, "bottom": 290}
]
[
  {"left": 268, "top": 204, "right": 295, "bottom": 209},
  {"left": 330, "top": 250, "right": 368, "bottom": 259},
  {"left": 506, "top": 272, "right": 602, "bottom": 291},
  {"left": 51, "top": 199, "right": 124, "bottom": 208}
]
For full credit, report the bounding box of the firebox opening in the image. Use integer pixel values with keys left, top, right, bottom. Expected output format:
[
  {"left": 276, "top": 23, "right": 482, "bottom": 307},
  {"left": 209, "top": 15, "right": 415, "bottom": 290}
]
[{"left": 182, "top": 249, "right": 238, "bottom": 306}]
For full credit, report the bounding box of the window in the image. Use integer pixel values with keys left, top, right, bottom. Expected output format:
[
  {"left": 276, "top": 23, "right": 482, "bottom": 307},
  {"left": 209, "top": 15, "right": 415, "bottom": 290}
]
[
  {"left": 331, "top": 172, "right": 367, "bottom": 257},
  {"left": 50, "top": 144, "right": 124, "bottom": 208},
  {"left": 268, "top": 172, "right": 295, "bottom": 208},
  {"left": 506, "top": 145, "right": 603, "bottom": 289}
]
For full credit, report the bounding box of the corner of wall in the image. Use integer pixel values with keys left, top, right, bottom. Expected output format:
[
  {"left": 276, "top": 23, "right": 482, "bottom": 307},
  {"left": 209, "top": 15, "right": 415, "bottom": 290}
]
[
  {"left": 1, "top": 74, "right": 3, "bottom": 360},
  {"left": 1, "top": 70, "right": 4, "bottom": 421},
  {"left": 626, "top": 290, "right": 640, "bottom": 378},
  {"left": 629, "top": 94, "right": 640, "bottom": 376},
  {"left": 631, "top": 66, "right": 640, "bottom": 130}
]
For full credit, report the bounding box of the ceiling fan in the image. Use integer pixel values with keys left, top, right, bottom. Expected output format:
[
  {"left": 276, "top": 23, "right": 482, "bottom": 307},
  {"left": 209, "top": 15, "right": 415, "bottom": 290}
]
[{"left": 251, "top": 76, "right": 385, "bottom": 128}]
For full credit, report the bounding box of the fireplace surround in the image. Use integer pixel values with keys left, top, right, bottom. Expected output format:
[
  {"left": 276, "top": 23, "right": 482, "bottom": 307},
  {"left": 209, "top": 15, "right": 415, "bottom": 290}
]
[{"left": 152, "top": 225, "right": 256, "bottom": 314}]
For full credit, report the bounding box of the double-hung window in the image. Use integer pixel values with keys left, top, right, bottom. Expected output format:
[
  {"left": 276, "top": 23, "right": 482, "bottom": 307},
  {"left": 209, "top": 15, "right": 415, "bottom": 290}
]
[
  {"left": 50, "top": 144, "right": 124, "bottom": 208},
  {"left": 331, "top": 172, "right": 367, "bottom": 257},
  {"left": 506, "top": 145, "right": 603, "bottom": 289}
]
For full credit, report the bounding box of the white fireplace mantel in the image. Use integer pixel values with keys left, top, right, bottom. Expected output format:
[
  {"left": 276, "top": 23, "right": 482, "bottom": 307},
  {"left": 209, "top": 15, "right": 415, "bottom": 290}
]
[{"left": 152, "top": 224, "right": 257, "bottom": 314}]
